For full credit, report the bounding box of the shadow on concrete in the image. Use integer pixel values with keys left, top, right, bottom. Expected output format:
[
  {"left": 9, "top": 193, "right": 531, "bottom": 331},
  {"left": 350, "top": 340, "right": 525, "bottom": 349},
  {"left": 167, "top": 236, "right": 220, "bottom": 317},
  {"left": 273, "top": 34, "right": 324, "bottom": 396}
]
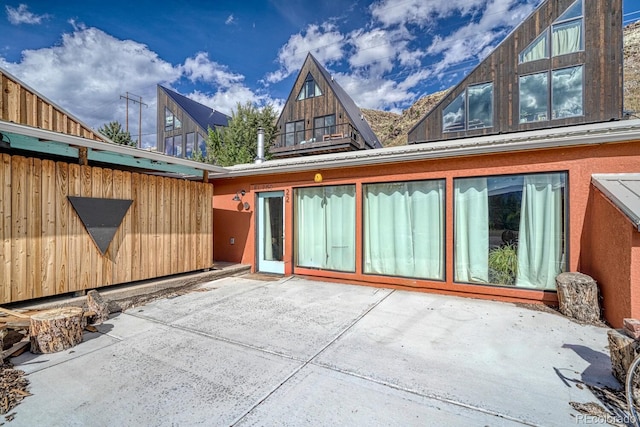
[{"left": 560, "top": 343, "right": 631, "bottom": 424}]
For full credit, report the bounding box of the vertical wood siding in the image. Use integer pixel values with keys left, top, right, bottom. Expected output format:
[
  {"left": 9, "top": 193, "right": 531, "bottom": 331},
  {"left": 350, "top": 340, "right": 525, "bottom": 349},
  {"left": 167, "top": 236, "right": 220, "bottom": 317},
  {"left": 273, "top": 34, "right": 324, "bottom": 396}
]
[
  {"left": 1, "top": 70, "right": 105, "bottom": 141},
  {"left": 0, "top": 154, "right": 214, "bottom": 304}
]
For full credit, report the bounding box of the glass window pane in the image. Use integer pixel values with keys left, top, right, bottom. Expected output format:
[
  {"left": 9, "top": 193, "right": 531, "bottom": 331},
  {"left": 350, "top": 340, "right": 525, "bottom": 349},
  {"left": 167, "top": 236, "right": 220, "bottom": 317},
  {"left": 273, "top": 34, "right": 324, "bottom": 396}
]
[
  {"left": 305, "top": 80, "right": 314, "bottom": 98},
  {"left": 519, "top": 72, "right": 548, "bottom": 123},
  {"left": 186, "top": 132, "right": 195, "bottom": 158},
  {"left": 467, "top": 83, "right": 493, "bottom": 129},
  {"left": 295, "top": 120, "right": 305, "bottom": 144},
  {"left": 174, "top": 134, "right": 183, "bottom": 157},
  {"left": 263, "top": 197, "right": 284, "bottom": 261},
  {"left": 364, "top": 180, "right": 445, "bottom": 280},
  {"left": 295, "top": 185, "right": 356, "bottom": 272},
  {"left": 443, "top": 92, "right": 465, "bottom": 132},
  {"left": 555, "top": 0, "right": 582, "bottom": 22},
  {"left": 519, "top": 31, "right": 548, "bottom": 63},
  {"left": 174, "top": 115, "right": 182, "bottom": 130},
  {"left": 552, "top": 19, "right": 582, "bottom": 56},
  {"left": 164, "top": 136, "right": 173, "bottom": 155},
  {"left": 454, "top": 173, "right": 566, "bottom": 290},
  {"left": 285, "top": 122, "right": 295, "bottom": 146},
  {"left": 552, "top": 66, "right": 583, "bottom": 119},
  {"left": 164, "top": 107, "right": 173, "bottom": 131},
  {"left": 198, "top": 133, "right": 207, "bottom": 157}
]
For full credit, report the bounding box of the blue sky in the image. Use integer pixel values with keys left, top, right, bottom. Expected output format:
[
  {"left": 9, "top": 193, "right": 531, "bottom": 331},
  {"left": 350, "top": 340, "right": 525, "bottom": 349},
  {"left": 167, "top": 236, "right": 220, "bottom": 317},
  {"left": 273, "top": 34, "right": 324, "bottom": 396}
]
[{"left": 2, "top": 0, "right": 640, "bottom": 149}]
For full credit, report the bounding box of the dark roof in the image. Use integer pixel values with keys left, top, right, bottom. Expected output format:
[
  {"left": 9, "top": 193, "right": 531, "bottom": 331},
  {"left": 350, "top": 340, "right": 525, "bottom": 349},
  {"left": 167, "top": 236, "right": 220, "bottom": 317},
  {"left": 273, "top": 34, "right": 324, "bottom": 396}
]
[
  {"left": 308, "top": 54, "right": 382, "bottom": 149},
  {"left": 160, "top": 86, "right": 230, "bottom": 130}
]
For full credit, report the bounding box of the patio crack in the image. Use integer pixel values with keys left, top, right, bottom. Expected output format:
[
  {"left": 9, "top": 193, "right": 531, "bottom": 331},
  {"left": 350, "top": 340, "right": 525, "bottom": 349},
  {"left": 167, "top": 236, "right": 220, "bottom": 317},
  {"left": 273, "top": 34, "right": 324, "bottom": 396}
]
[{"left": 229, "top": 288, "right": 396, "bottom": 426}]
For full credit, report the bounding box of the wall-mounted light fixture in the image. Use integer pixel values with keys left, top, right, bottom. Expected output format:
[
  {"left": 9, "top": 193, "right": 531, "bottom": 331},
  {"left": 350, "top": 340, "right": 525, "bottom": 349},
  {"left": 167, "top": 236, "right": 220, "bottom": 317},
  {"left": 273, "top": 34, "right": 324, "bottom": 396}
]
[
  {"left": 232, "top": 190, "right": 250, "bottom": 210},
  {"left": 232, "top": 189, "right": 246, "bottom": 201}
]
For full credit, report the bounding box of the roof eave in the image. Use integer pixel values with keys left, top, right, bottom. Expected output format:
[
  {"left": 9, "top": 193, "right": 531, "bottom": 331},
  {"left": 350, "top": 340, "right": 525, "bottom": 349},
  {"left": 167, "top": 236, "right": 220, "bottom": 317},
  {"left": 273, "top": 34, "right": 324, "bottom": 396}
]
[
  {"left": 0, "top": 120, "right": 229, "bottom": 178},
  {"left": 220, "top": 120, "right": 640, "bottom": 178}
]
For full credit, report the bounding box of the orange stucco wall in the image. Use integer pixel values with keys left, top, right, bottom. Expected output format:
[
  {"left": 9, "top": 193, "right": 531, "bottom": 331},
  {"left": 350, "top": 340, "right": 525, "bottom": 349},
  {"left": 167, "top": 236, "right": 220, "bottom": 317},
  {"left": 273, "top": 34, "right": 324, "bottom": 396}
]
[
  {"left": 581, "top": 187, "right": 637, "bottom": 327},
  {"left": 211, "top": 140, "right": 640, "bottom": 308}
]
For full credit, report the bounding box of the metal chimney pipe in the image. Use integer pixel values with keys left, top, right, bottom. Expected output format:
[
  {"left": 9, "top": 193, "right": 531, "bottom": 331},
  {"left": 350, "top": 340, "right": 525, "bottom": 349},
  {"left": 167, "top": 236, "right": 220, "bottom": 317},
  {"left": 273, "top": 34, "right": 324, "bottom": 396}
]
[{"left": 255, "top": 127, "right": 265, "bottom": 164}]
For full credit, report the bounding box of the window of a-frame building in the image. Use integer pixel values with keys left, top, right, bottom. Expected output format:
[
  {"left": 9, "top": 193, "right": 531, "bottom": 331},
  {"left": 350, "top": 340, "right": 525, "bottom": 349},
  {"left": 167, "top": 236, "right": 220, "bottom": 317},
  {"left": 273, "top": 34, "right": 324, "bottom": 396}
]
[
  {"left": 519, "top": 65, "right": 583, "bottom": 123},
  {"left": 519, "top": 0, "right": 583, "bottom": 64},
  {"left": 551, "top": 0, "right": 583, "bottom": 56},
  {"left": 285, "top": 120, "right": 305, "bottom": 146},
  {"left": 197, "top": 133, "right": 207, "bottom": 157},
  {"left": 297, "top": 73, "right": 322, "bottom": 100},
  {"left": 164, "top": 107, "right": 182, "bottom": 132},
  {"left": 518, "top": 0, "right": 584, "bottom": 123},
  {"left": 313, "top": 114, "right": 336, "bottom": 141},
  {"left": 442, "top": 83, "right": 494, "bottom": 132}
]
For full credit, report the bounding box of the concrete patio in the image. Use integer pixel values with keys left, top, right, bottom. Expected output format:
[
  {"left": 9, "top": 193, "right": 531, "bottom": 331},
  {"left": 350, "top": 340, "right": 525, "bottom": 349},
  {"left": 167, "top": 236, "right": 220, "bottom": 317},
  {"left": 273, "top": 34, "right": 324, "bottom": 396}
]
[{"left": 7, "top": 275, "right": 623, "bottom": 426}]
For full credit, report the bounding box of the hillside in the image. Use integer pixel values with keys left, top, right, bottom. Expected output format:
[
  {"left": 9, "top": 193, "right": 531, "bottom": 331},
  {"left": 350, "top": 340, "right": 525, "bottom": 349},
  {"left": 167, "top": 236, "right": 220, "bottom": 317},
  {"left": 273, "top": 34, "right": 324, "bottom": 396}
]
[{"left": 364, "top": 22, "right": 640, "bottom": 147}]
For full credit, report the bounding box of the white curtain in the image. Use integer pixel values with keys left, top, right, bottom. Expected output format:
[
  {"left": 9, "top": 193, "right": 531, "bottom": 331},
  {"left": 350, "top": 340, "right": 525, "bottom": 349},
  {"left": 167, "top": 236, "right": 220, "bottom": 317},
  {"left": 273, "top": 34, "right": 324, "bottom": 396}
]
[
  {"left": 325, "top": 187, "right": 356, "bottom": 271},
  {"left": 364, "top": 181, "right": 444, "bottom": 279},
  {"left": 454, "top": 178, "right": 489, "bottom": 283},
  {"left": 520, "top": 32, "right": 547, "bottom": 63},
  {"left": 296, "top": 186, "right": 355, "bottom": 272},
  {"left": 552, "top": 20, "right": 582, "bottom": 56},
  {"left": 516, "top": 174, "right": 564, "bottom": 290},
  {"left": 296, "top": 188, "right": 326, "bottom": 268}
]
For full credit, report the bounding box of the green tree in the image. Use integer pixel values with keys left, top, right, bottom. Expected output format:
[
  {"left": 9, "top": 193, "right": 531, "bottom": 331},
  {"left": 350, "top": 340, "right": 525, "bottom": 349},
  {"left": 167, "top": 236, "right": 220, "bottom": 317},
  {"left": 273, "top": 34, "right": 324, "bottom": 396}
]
[
  {"left": 203, "top": 102, "right": 277, "bottom": 166},
  {"left": 98, "top": 121, "right": 136, "bottom": 147}
]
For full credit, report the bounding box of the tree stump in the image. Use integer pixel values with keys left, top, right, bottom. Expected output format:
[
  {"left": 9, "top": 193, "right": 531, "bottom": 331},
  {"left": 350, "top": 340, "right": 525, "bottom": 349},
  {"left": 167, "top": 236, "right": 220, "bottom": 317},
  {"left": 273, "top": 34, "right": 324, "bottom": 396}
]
[
  {"left": 608, "top": 329, "right": 640, "bottom": 384},
  {"left": 555, "top": 272, "right": 600, "bottom": 323},
  {"left": 29, "top": 307, "right": 85, "bottom": 354},
  {"left": 86, "top": 290, "right": 109, "bottom": 325}
]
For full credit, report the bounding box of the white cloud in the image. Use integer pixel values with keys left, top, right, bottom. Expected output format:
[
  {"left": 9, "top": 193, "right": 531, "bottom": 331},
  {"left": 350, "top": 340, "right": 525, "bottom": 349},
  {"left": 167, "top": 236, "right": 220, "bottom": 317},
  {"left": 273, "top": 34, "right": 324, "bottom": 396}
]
[
  {"left": 370, "top": 0, "right": 485, "bottom": 28},
  {"left": 265, "top": 23, "right": 345, "bottom": 84},
  {"left": 333, "top": 72, "right": 421, "bottom": 112},
  {"left": 187, "top": 88, "right": 284, "bottom": 118},
  {"left": 348, "top": 28, "right": 398, "bottom": 76},
  {"left": 6, "top": 4, "right": 49, "bottom": 25},
  {"left": 183, "top": 52, "right": 244, "bottom": 87},
  {"left": 426, "top": 0, "right": 537, "bottom": 78},
  {"left": 0, "top": 25, "right": 272, "bottom": 149},
  {"left": 225, "top": 14, "right": 235, "bottom": 25}
]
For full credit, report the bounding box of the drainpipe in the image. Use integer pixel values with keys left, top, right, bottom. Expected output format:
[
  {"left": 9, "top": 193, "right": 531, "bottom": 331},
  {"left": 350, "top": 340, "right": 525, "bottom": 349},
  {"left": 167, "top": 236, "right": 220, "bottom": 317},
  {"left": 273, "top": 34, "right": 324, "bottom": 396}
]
[{"left": 255, "top": 127, "right": 265, "bottom": 164}]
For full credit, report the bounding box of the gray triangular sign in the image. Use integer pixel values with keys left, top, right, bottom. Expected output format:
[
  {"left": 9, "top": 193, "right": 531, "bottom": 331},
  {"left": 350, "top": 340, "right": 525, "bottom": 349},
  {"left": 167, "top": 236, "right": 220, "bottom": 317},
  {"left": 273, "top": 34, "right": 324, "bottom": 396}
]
[{"left": 68, "top": 196, "right": 133, "bottom": 255}]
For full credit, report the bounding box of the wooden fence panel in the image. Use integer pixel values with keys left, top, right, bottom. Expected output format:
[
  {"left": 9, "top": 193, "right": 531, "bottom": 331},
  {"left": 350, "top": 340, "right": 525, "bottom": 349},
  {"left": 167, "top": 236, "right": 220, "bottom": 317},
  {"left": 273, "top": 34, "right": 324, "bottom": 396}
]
[
  {"left": 0, "top": 154, "right": 214, "bottom": 304},
  {"left": 56, "top": 162, "right": 69, "bottom": 295},
  {"left": 41, "top": 160, "right": 56, "bottom": 298},
  {"left": 1, "top": 154, "right": 11, "bottom": 303}
]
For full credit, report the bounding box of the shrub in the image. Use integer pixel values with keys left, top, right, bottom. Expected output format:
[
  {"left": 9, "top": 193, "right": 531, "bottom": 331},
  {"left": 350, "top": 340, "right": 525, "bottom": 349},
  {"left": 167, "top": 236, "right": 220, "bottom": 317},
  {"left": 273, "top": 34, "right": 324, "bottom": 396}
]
[{"left": 488, "top": 244, "right": 518, "bottom": 286}]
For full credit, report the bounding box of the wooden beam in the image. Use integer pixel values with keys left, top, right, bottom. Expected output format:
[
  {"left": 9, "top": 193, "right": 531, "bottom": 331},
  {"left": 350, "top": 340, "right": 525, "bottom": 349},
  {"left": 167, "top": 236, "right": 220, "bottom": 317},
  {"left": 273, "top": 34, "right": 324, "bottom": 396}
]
[{"left": 78, "top": 147, "right": 88, "bottom": 166}]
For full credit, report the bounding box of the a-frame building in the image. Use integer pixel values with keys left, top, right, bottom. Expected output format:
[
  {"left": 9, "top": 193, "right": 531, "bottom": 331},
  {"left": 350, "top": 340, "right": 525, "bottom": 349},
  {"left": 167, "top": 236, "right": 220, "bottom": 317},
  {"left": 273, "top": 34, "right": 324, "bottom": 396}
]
[
  {"left": 272, "top": 53, "right": 382, "bottom": 158},
  {"left": 408, "top": 0, "right": 623, "bottom": 143},
  {"left": 157, "top": 85, "right": 230, "bottom": 158}
]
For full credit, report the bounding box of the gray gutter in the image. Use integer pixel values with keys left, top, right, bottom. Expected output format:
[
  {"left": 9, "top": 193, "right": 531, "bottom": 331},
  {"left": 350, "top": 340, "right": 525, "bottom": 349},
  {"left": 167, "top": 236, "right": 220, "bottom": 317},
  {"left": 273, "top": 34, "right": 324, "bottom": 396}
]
[{"left": 221, "top": 119, "right": 640, "bottom": 178}]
